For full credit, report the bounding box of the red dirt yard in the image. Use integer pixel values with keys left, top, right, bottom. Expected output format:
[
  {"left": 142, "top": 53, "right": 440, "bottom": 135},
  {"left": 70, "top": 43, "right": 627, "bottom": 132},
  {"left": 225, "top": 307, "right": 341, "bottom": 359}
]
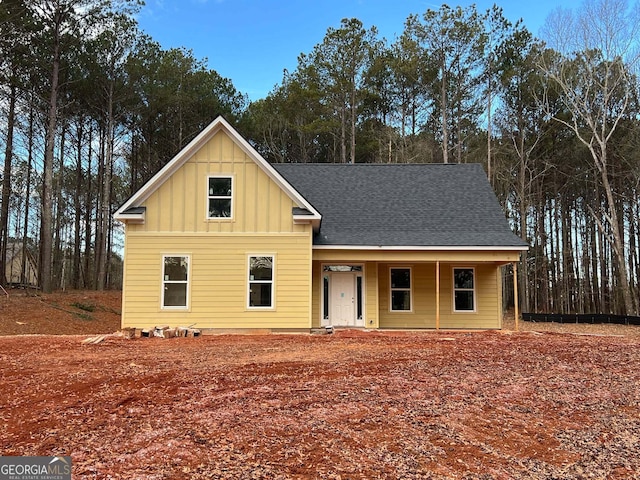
[{"left": 1, "top": 291, "right": 640, "bottom": 479}]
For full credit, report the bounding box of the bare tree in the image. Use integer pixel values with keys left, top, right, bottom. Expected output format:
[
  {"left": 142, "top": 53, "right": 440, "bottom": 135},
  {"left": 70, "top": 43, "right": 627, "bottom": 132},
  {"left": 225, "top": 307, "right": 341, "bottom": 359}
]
[{"left": 538, "top": 0, "right": 640, "bottom": 315}]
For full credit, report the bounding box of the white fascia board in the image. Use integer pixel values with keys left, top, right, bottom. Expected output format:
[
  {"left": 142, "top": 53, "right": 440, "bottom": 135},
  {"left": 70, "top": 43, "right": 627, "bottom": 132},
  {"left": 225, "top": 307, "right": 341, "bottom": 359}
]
[
  {"left": 113, "top": 212, "right": 145, "bottom": 224},
  {"left": 113, "top": 116, "right": 322, "bottom": 221},
  {"left": 313, "top": 245, "right": 529, "bottom": 251},
  {"left": 293, "top": 214, "right": 322, "bottom": 223}
]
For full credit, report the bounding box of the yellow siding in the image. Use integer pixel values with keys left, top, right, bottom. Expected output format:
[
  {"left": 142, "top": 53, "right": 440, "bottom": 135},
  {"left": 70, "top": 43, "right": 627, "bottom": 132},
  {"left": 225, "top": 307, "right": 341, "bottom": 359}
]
[
  {"left": 128, "top": 131, "right": 305, "bottom": 235},
  {"left": 122, "top": 233, "right": 312, "bottom": 329},
  {"left": 121, "top": 129, "right": 314, "bottom": 330},
  {"left": 365, "top": 262, "right": 379, "bottom": 328},
  {"left": 377, "top": 262, "right": 502, "bottom": 329},
  {"left": 311, "top": 261, "right": 321, "bottom": 328}
]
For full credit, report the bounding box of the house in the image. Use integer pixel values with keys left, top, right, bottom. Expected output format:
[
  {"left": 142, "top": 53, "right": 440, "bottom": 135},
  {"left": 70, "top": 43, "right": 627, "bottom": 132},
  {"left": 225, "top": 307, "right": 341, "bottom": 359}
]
[
  {"left": 114, "top": 116, "right": 528, "bottom": 331},
  {"left": 4, "top": 241, "right": 38, "bottom": 286}
]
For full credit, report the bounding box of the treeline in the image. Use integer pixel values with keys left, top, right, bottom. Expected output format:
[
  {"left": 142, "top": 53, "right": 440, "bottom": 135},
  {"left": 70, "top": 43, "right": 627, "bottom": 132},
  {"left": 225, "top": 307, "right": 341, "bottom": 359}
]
[
  {"left": 0, "top": 0, "right": 247, "bottom": 292},
  {"left": 0, "top": 0, "right": 639, "bottom": 315},
  {"left": 246, "top": 3, "right": 640, "bottom": 316}
]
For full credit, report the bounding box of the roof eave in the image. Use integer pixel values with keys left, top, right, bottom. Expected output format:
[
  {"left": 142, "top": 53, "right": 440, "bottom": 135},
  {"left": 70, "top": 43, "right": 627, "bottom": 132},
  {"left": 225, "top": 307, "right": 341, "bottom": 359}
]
[
  {"left": 293, "top": 211, "right": 322, "bottom": 232},
  {"left": 312, "top": 244, "right": 529, "bottom": 251},
  {"left": 113, "top": 212, "right": 145, "bottom": 224}
]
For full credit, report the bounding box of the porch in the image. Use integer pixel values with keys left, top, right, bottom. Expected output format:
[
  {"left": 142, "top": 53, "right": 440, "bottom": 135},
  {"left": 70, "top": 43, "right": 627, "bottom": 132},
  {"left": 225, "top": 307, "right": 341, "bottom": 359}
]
[{"left": 310, "top": 249, "right": 521, "bottom": 330}]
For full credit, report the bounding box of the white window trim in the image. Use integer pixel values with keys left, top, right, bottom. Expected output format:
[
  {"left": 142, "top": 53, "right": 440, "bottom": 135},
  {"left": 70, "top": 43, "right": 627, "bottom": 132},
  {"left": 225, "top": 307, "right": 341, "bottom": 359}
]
[
  {"left": 161, "top": 254, "right": 191, "bottom": 310},
  {"left": 206, "top": 174, "right": 234, "bottom": 220},
  {"left": 389, "top": 266, "right": 412, "bottom": 313},
  {"left": 247, "top": 254, "right": 275, "bottom": 310},
  {"left": 453, "top": 266, "right": 477, "bottom": 313}
]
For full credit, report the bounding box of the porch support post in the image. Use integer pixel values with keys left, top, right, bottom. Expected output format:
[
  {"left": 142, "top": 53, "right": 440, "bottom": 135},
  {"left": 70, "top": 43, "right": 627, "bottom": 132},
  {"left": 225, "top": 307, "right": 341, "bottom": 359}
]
[
  {"left": 435, "top": 261, "right": 440, "bottom": 330},
  {"left": 513, "top": 262, "right": 519, "bottom": 332}
]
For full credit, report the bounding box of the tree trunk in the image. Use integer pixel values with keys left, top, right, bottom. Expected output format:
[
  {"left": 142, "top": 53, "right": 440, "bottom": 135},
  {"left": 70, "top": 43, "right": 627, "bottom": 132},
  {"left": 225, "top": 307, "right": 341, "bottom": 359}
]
[
  {"left": 72, "top": 121, "right": 83, "bottom": 289},
  {"left": 41, "top": 36, "right": 61, "bottom": 294},
  {"left": 21, "top": 99, "right": 35, "bottom": 285},
  {"left": 350, "top": 80, "right": 356, "bottom": 164},
  {"left": 0, "top": 82, "right": 16, "bottom": 286},
  {"left": 440, "top": 59, "right": 449, "bottom": 164},
  {"left": 97, "top": 82, "right": 114, "bottom": 290},
  {"left": 83, "top": 125, "right": 93, "bottom": 289},
  {"left": 599, "top": 158, "right": 635, "bottom": 315},
  {"left": 53, "top": 124, "right": 67, "bottom": 290}
]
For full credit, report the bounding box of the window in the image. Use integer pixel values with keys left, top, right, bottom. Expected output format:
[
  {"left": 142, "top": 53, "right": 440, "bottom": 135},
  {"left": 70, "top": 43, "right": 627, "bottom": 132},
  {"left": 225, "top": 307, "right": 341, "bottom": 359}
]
[
  {"left": 249, "top": 256, "right": 274, "bottom": 308},
  {"left": 390, "top": 267, "right": 411, "bottom": 311},
  {"left": 356, "top": 276, "right": 363, "bottom": 320},
  {"left": 162, "top": 255, "right": 189, "bottom": 308},
  {"left": 323, "top": 275, "right": 330, "bottom": 320},
  {"left": 207, "top": 176, "right": 232, "bottom": 218},
  {"left": 453, "top": 268, "right": 475, "bottom": 312},
  {"left": 323, "top": 265, "right": 363, "bottom": 272}
]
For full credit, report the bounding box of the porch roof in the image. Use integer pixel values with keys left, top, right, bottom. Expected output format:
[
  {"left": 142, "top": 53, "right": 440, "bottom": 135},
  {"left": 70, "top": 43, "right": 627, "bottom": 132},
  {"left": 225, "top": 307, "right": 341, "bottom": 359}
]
[{"left": 274, "top": 163, "right": 528, "bottom": 249}]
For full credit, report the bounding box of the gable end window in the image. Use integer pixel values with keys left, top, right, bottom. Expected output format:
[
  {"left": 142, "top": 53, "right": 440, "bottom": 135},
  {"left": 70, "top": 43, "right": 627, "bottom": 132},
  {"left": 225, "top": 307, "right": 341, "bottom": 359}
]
[
  {"left": 248, "top": 255, "right": 274, "bottom": 308},
  {"left": 162, "top": 255, "right": 189, "bottom": 309},
  {"left": 390, "top": 267, "right": 411, "bottom": 311},
  {"left": 207, "top": 175, "right": 233, "bottom": 219},
  {"left": 453, "top": 267, "right": 475, "bottom": 312}
]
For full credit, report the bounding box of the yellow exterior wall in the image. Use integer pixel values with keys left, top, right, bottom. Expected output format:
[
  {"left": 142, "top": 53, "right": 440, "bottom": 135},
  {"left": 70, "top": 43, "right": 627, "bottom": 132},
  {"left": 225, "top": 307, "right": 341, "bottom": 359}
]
[
  {"left": 121, "top": 129, "right": 515, "bottom": 331},
  {"left": 365, "top": 262, "right": 379, "bottom": 328},
  {"left": 311, "top": 260, "right": 321, "bottom": 328},
  {"left": 121, "top": 130, "right": 313, "bottom": 329},
  {"left": 122, "top": 233, "right": 312, "bottom": 329},
  {"left": 128, "top": 131, "right": 305, "bottom": 235},
  {"left": 377, "top": 262, "right": 502, "bottom": 329}
]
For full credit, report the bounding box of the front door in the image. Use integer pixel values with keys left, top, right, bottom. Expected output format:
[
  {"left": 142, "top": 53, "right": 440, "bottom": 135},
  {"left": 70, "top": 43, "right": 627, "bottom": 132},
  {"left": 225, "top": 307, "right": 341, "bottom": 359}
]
[{"left": 330, "top": 272, "right": 355, "bottom": 326}]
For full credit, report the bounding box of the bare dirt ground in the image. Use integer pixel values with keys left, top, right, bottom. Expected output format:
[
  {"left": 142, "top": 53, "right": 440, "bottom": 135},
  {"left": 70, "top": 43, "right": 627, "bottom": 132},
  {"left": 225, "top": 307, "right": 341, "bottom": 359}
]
[
  {"left": 0, "top": 289, "right": 122, "bottom": 335},
  {"left": 1, "top": 291, "right": 640, "bottom": 479}
]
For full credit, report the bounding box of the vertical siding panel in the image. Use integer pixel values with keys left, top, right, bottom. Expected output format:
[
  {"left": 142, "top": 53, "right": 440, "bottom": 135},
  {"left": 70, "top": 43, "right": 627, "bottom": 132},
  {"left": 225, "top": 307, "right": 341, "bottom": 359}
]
[
  {"left": 269, "top": 181, "right": 282, "bottom": 232},
  {"left": 236, "top": 158, "right": 246, "bottom": 232},
  {"left": 171, "top": 167, "right": 185, "bottom": 232},
  {"left": 148, "top": 189, "right": 160, "bottom": 232},
  {"left": 221, "top": 132, "right": 233, "bottom": 161},
  {"left": 256, "top": 173, "right": 268, "bottom": 232},
  {"left": 183, "top": 162, "right": 196, "bottom": 232},
  {"left": 138, "top": 130, "right": 302, "bottom": 238},
  {"left": 197, "top": 162, "right": 208, "bottom": 233},
  {"left": 246, "top": 163, "right": 257, "bottom": 232}
]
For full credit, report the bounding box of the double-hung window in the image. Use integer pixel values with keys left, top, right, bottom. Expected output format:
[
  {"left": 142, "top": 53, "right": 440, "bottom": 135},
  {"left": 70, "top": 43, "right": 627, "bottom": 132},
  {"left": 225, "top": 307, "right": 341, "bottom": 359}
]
[
  {"left": 248, "top": 255, "right": 274, "bottom": 308},
  {"left": 162, "top": 255, "right": 189, "bottom": 308},
  {"left": 453, "top": 268, "right": 475, "bottom": 312},
  {"left": 207, "top": 175, "right": 232, "bottom": 218},
  {"left": 390, "top": 267, "right": 411, "bottom": 311}
]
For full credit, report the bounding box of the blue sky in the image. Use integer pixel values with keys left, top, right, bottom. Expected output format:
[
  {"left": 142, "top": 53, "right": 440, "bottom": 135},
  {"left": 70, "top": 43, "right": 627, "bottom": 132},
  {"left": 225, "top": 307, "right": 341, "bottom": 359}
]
[{"left": 137, "top": 0, "right": 584, "bottom": 101}]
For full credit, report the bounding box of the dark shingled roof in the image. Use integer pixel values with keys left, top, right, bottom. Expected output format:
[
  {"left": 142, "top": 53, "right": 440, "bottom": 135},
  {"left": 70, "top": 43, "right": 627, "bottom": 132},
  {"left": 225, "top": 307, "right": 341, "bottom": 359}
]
[{"left": 274, "top": 163, "right": 528, "bottom": 248}]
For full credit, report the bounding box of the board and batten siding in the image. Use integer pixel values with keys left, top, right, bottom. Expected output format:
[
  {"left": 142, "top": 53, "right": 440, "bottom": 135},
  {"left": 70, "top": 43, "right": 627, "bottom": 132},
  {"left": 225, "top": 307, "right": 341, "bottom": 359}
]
[
  {"left": 128, "top": 131, "right": 307, "bottom": 235},
  {"left": 121, "top": 130, "right": 313, "bottom": 329},
  {"left": 378, "top": 262, "right": 502, "bottom": 329}
]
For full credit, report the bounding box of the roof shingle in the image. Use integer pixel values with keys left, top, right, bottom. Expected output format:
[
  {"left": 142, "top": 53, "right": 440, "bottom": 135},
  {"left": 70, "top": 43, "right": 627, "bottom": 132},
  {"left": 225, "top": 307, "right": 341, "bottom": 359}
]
[{"left": 274, "top": 163, "right": 527, "bottom": 248}]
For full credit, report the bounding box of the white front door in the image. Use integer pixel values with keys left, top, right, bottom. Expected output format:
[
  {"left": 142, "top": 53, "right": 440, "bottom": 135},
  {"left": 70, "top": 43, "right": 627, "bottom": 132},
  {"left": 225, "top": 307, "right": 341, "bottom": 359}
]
[{"left": 330, "top": 272, "right": 355, "bottom": 326}]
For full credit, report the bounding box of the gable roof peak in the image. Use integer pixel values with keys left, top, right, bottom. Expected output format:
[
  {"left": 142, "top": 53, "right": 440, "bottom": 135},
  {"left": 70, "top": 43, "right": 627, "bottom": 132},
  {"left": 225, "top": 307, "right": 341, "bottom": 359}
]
[{"left": 114, "top": 116, "right": 321, "bottom": 225}]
